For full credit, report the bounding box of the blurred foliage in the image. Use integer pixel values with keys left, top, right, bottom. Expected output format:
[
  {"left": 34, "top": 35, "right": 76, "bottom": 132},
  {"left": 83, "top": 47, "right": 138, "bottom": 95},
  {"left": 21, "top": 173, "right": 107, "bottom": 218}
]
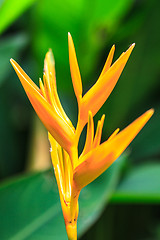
[
  {"left": 0, "top": 156, "right": 124, "bottom": 239},
  {"left": 131, "top": 106, "right": 160, "bottom": 160},
  {"left": 0, "top": 0, "right": 160, "bottom": 239},
  {"left": 0, "top": 0, "right": 37, "bottom": 34},
  {"left": 0, "top": 33, "right": 29, "bottom": 178},
  {"left": 112, "top": 162, "right": 160, "bottom": 203}
]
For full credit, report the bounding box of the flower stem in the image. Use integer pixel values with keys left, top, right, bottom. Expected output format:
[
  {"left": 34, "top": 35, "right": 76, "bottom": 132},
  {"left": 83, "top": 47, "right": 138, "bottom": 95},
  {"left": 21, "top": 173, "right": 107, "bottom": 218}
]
[{"left": 66, "top": 220, "right": 77, "bottom": 240}]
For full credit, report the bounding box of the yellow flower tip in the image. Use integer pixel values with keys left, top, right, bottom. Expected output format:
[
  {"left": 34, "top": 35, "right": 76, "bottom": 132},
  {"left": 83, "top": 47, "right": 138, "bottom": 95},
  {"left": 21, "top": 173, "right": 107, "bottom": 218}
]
[
  {"left": 68, "top": 32, "right": 82, "bottom": 103},
  {"left": 49, "top": 48, "right": 52, "bottom": 53},
  {"left": 44, "top": 48, "right": 55, "bottom": 68},
  {"left": 126, "top": 43, "right": 135, "bottom": 54},
  {"left": 48, "top": 48, "right": 55, "bottom": 61},
  {"left": 10, "top": 58, "right": 14, "bottom": 63},
  {"left": 108, "top": 128, "right": 120, "bottom": 141},
  {"left": 68, "top": 32, "right": 73, "bottom": 46},
  {"left": 147, "top": 108, "right": 154, "bottom": 116},
  {"left": 10, "top": 58, "right": 16, "bottom": 68},
  {"left": 142, "top": 108, "right": 154, "bottom": 123},
  {"left": 137, "top": 108, "right": 154, "bottom": 125},
  {"left": 116, "top": 128, "right": 120, "bottom": 133},
  {"left": 88, "top": 110, "right": 92, "bottom": 118},
  {"left": 10, "top": 58, "right": 40, "bottom": 93},
  {"left": 101, "top": 114, "right": 105, "bottom": 124},
  {"left": 119, "top": 43, "right": 135, "bottom": 63},
  {"left": 131, "top": 42, "right": 135, "bottom": 48}
]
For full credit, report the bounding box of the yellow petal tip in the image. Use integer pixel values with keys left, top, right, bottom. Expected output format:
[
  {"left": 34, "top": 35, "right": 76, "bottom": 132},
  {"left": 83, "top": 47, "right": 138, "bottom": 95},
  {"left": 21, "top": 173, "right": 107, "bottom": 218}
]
[
  {"left": 88, "top": 110, "right": 92, "bottom": 116},
  {"left": 129, "top": 43, "right": 135, "bottom": 51},
  {"left": 10, "top": 58, "right": 15, "bottom": 65},
  {"left": 101, "top": 114, "right": 105, "bottom": 121},
  {"left": 146, "top": 108, "right": 154, "bottom": 117},
  {"left": 68, "top": 32, "right": 71, "bottom": 38}
]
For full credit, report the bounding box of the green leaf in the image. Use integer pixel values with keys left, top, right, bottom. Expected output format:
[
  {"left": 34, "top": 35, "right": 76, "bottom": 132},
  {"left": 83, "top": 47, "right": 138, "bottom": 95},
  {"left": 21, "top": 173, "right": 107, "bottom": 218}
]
[
  {"left": 0, "top": 33, "right": 28, "bottom": 86},
  {"left": 131, "top": 106, "right": 160, "bottom": 160},
  {"left": 32, "top": 0, "right": 133, "bottom": 91},
  {"left": 103, "top": 0, "right": 160, "bottom": 132},
  {"left": 111, "top": 162, "right": 160, "bottom": 203},
  {"left": 0, "top": 156, "right": 125, "bottom": 239},
  {"left": 0, "top": 34, "right": 28, "bottom": 179},
  {"left": 0, "top": 0, "right": 37, "bottom": 34}
]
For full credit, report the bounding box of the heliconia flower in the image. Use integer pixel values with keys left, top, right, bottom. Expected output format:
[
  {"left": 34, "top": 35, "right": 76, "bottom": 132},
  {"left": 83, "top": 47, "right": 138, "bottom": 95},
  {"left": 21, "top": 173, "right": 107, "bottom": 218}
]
[{"left": 10, "top": 33, "right": 154, "bottom": 240}]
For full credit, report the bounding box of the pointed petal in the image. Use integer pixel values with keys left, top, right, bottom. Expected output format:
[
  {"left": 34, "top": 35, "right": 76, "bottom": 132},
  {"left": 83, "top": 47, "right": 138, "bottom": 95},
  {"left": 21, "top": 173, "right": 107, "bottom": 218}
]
[
  {"left": 92, "top": 114, "right": 105, "bottom": 148},
  {"left": 62, "top": 148, "right": 72, "bottom": 201},
  {"left": 10, "top": 59, "right": 74, "bottom": 153},
  {"left": 107, "top": 128, "right": 120, "bottom": 141},
  {"left": 39, "top": 78, "right": 47, "bottom": 98},
  {"left": 79, "top": 44, "right": 135, "bottom": 130},
  {"left": 99, "top": 45, "right": 115, "bottom": 78},
  {"left": 48, "top": 133, "right": 65, "bottom": 198},
  {"left": 80, "top": 111, "right": 94, "bottom": 159},
  {"left": 74, "top": 109, "right": 153, "bottom": 190},
  {"left": 68, "top": 32, "right": 82, "bottom": 103},
  {"left": 44, "top": 50, "right": 74, "bottom": 130}
]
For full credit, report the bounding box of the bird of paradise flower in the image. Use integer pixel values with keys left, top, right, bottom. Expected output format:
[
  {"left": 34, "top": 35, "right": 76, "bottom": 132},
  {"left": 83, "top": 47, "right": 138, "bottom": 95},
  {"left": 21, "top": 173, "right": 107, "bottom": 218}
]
[{"left": 10, "top": 33, "right": 153, "bottom": 240}]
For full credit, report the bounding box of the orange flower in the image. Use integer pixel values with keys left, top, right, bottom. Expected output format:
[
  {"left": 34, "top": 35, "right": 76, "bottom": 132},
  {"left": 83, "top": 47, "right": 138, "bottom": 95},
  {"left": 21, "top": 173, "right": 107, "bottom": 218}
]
[{"left": 10, "top": 33, "right": 153, "bottom": 240}]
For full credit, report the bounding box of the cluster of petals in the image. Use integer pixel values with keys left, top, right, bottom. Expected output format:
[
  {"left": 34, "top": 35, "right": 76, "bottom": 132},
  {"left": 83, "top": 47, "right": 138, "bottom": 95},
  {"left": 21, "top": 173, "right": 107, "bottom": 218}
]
[{"left": 10, "top": 33, "right": 153, "bottom": 240}]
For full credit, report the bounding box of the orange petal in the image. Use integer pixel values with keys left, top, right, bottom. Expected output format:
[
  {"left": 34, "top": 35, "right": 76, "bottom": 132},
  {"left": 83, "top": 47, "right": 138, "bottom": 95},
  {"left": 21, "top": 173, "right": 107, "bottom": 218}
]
[
  {"left": 39, "top": 78, "right": 47, "bottom": 98},
  {"left": 73, "top": 109, "right": 153, "bottom": 190},
  {"left": 98, "top": 45, "right": 115, "bottom": 79},
  {"left": 49, "top": 133, "right": 72, "bottom": 202},
  {"left": 78, "top": 44, "right": 135, "bottom": 131},
  {"left": 48, "top": 133, "right": 65, "bottom": 198},
  {"left": 92, "top": 114, "right": 105, "bottom": 148},
  {"left": 80, "top": 111, "right": 94, "bottom": 159},
  {"left": 44, "top": 50, "right": 74, "bottom": 130},
  {"left": 73, "top": 153, "right": 113, "bottom": 191},
  {"left": 62, "top": 149, "right": 72, "bottom": 201},
  {"left": 107, "top": 128, "right": 120, "bottom": 141},
  {"left": 68, "top": 32, "right": 82, "bottom": 103},
  {"left": 10, "top": 59, "right": 74, "bottom": 153}
]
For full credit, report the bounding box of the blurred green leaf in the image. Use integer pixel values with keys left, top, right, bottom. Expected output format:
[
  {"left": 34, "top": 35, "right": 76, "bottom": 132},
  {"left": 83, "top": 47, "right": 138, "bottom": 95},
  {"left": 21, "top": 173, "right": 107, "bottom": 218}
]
[
  {"left": 0, "top": 0, "right": 37, "bottom": 34},
  {"left": 0, "top": 156, "right": 124, "bottom": 239},
  {"left": 131, "top": 106, "right": 160, "bottom": 160},
  {"left": 103, "top": 0, "right": 160, "bottom": 132},
  {"left": 0, "top": 33, "right": 28, "bottom": 179},
  {"left": 0, "top": 33, "right": 28, "bottom": 85},
  {"left": 111, "top": 162, "right": 160, "bottom": 203},
  {"left": 32, "top": 0, "right": 133, "bottom": 91}
]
